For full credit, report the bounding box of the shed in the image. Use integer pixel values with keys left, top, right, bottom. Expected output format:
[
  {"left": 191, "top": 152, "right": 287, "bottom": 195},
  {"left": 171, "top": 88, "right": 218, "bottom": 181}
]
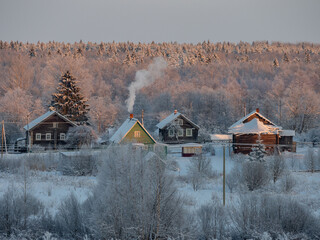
[{"left": 181, "top": 143, "right": 202, "bottom": 157}]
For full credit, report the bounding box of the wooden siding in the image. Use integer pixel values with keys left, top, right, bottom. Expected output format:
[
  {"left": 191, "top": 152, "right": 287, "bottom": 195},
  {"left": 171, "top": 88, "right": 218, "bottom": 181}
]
[
  {"left": 233, "top": 134, "right": 278, "bottom": 154},
  {"left": 122, "top": 123, "right": 155, "bottom": 144},
  {"left": 28, "top": 114, "right": 75, "bottom": 149},
  {"left": 159, "top": 116, "right": 199, "bottom": 144}
]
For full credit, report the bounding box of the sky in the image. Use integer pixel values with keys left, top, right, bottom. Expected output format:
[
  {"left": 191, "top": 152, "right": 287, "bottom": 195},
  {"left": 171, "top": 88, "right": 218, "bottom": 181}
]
[{"left": 1, "top": 0, "right": 320, "bottom": 44}]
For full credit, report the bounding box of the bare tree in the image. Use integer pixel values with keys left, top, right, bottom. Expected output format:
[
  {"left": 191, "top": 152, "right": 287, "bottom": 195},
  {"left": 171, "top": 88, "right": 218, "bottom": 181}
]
[{"left": 269, "top": 153, "right": 285, "bottom": 183}]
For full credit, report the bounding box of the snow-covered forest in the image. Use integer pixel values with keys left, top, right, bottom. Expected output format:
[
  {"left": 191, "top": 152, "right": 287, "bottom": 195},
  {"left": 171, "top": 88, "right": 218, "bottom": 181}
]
[{"left": 0, "top": 41, "right": 319, "bottom": 140}]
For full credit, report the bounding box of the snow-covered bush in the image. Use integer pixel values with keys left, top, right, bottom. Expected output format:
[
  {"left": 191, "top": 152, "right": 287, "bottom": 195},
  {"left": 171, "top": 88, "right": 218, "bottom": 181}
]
[
  {"left": 280, "top": 172, "right": 296, "bottom": 193},
  {"left": 66, "top": 125, "right": 97, "bottom": 149},
  {"left": 304, "top": 148, "right": 318, "bottom": 173},
  {"left": 187, "top": 154, "right": 213, "bottom": 191},
  {"left": 242, "top": 161, "right": 270, "bottom": 191},
  {"left": 268, "top": 153, "right": 286, "bottom": 183},
  {"left": 197, "top": 200, "right": 227, "bottom": 239},
  {"left": 226, "top": 164, "right": 242, "bottom": 193}
]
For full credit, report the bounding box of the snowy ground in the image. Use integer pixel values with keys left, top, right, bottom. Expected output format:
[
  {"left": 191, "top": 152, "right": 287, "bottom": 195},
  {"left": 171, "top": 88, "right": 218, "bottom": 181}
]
[{"left": 0, "top": 145, "right": 319, "bottom": 217}]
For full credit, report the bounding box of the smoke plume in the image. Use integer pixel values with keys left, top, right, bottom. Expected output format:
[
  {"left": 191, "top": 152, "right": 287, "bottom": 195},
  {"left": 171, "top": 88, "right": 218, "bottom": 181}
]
[{"left": 126, "top": 57, "right": 167, "bottom": 113}]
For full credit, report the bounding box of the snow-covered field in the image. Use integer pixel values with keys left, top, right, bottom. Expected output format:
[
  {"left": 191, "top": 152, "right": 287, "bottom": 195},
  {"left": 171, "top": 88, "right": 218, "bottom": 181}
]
[{"left": 0, "top": 145, "right": 319, "bottom": 217}]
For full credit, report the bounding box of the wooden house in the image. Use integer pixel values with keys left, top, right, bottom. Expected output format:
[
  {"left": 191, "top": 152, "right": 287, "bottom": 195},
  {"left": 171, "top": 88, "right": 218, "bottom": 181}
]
[
  {"left": 228, "top": 108, "right": 295, "bottom": 154},
  {"left": 181, "top": 143, "right": 202, "bottom": 157},
  {"left": 24, "top": 111, "right": 77, "bottom": 150},
  {"left": 110, "top": 114, "right": 156, "bottom": 146},
  {"left": 156, "top": 110, "right": 200, "bottom": 144}
]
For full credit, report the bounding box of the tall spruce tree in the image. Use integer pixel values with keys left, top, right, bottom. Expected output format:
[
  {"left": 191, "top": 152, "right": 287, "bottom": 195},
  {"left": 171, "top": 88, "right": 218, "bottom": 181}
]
[{"left": 50, "top": 71, "right": 89, "bottom": 123}]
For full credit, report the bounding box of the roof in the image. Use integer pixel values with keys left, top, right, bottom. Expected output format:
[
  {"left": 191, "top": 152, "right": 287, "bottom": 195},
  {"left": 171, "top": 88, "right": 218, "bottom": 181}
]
[
  {"left": 181, "top": 143, "right": 202, "bottom": 147},
  {"left": 110, "top": 117, "right": 156, "bottom": 144},
  {"left": 228, "top": 118, "right": 279, "bottom": 134},
  {"left": 156, "top": 111, "right": 200, "bottom": 129},
  {"left": 229, "top": 110, "right": 279, "bottom": 130},
  {"left": 24, "top": 111, "right": 77, "bottom": 131},
  {"left": 279, "top": 130, "right": 295, "bottom": 137},
  {"left": 210, "top": 134, "right": 232, "bottom": 141}
]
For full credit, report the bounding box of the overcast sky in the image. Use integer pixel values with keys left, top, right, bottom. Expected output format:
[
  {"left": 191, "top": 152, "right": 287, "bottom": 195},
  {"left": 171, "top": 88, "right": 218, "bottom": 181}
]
[{"left": 1, "top": 0, "right": 319, "bottom": 44}]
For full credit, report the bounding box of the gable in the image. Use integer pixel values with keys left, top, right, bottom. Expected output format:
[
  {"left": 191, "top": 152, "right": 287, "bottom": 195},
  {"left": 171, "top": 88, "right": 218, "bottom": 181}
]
[
  {"left": 122, "top": 122, "right": 156, "bottom": 144},
  {"left": 31, "top": 113, "right": 75, "bottom": 131},
  {"left": 156, "top": 111, "right": 199, "bottom": 130},
  {"left": 243, "top": 113, "right": 275, "bottom": 126}
]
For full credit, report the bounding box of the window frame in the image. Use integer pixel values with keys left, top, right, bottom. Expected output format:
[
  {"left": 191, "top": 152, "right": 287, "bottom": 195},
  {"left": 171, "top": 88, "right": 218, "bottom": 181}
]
[
  {"left": 186, "top": 128, "right": 193, "bottom": 137},
  {"left": 168, "top": 129, "right": 175, "bottom": 137},
  {"left": 178, "top": 119, "right": 183, "bottom": 125},
  {"left": 178, "top": 129, "right": 184, "bottom": 137},
  {"left": 46, "top": 133, "right": 51, "bottom": 141},
  {"left": 60, "top": 133, "right": 66, "bottom": 140},
  {"left": 35, "top": 133, "right": 41, "bottom": 141}
]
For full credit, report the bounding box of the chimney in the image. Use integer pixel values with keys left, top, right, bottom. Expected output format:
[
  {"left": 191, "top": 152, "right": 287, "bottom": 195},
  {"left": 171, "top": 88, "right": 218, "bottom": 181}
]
[
  {"left": 256, "top": 108, "right": 259, "bottom": 113},
  {"left": 130, "top": 113, "right": 133, "bottom": 119},
  {"left": 174, "top": 110, "right": 178, "bottom": 114}
]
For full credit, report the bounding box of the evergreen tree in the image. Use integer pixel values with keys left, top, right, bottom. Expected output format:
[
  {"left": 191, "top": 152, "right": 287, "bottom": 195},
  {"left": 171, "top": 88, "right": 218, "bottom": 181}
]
[
  {"left": 248, "top": 135, "right": 267, "bottom": 162},
  {"left": 50, "top": 71, "right": 89, "bottom": 123}
]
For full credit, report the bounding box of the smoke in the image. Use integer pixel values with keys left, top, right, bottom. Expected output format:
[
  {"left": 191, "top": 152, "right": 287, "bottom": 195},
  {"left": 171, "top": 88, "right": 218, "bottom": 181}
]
[{"left": 126, "top": 57, "right": 167, "bottom": 113}]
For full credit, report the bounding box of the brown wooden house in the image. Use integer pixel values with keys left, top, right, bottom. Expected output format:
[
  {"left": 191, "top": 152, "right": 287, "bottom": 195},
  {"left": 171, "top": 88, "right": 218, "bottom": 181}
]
[
  {"left": 228, "top": 108, "right": 295, "bottom": 154},
  {"left": 24, "top": 111, "right": 77, "bottom": 150},
  {"left": 156, "top": 110, "right": 200, "bottom": 144}
]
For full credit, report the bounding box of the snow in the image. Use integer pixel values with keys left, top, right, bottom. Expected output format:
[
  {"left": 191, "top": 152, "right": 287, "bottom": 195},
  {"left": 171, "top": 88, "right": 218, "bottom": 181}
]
[
  {"left": 1, "top": 145, "right": 320, "bottom": 219},
  {"left": 110, "top": 117, "right": 139, "bottom": 143},
  {"left": 228, "top": 118, "right": 278, "bottom": 134},
  {"left": 210, "top": 134, "right": 232, "bottom": 141},
  {"left": 279, "top": 130, "right": 295, "bottom": 137},
  {"left": 229, "top": 110, "right": 280, "bottom": 130}
]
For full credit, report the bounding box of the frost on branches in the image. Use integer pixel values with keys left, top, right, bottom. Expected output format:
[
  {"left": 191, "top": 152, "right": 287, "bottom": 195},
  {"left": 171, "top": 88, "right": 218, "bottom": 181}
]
[
  {"left": 248, "top": 135, "right": 267, "bottom": 162},
  {"left": 50, "top": 71, "right": 89, "bottom": 124}
]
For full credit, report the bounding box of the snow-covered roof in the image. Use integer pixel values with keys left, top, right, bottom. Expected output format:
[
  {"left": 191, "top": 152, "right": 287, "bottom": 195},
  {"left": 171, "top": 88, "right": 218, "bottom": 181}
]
[
  {"left": 210, "top": 134, "right": 232, "bottom": 141},
  {"left": 110, "top": 117, "right": 156, "bottom": 144},
  {"left": 24, "top": 111, "right": 76, "bottom": 131},
  {"left": 229, "top": 110, "right": 280, "bottom": 130},
  {"left": 156, "top": 111, "right": 200, "bottom": 129},
  {"left": 228, "top": 118, "right": 279, "bottom": 134},
  {"left": 279, "top": 130, "right": 295, "bottom": 137}
]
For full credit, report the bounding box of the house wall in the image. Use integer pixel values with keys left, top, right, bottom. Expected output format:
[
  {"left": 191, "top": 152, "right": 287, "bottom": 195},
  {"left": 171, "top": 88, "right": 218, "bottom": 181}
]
[
  {"left": 29, "top": 114, "right": 74, "bottom": 149},
  {"left": 159, "top": 116, "right": 199, "bottom": 144},
  {"left": 122, "top": 123, "right": 155, "bottom": 144},
  {"left": 233, "top": 133, "right": 278, "bottom": 154},
  {"left": 279, "top": 136, "right": 294, "bottom": 152}
]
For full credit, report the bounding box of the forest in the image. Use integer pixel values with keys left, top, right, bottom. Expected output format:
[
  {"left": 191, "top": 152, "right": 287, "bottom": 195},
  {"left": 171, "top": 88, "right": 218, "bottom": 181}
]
[{"left": 0, "top": 40, "right": 319, "bottom": 142}]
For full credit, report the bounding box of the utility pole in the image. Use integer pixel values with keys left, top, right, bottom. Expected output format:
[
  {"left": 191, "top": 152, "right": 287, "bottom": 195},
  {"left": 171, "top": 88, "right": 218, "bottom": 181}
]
[
  {"left": 223, "top": 145, "right": 226, "bottom": 206},
  {"left": 26, "top": 113, "right": 30, "bottom": 153},
  {"left": 1, "top": 120, "right": 4, "bottom": 159}
]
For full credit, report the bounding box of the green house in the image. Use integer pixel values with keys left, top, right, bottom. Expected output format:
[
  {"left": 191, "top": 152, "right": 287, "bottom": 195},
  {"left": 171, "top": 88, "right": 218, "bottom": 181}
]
[{"left": 110, "top": 115, "right": 156, "bottom": 145}]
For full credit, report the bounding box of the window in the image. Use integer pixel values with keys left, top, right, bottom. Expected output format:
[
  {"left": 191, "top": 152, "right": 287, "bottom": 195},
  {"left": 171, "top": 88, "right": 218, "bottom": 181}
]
[
  {"left": 46, "top": 133, "right": 51, "bottom": 140},
  {"left": 53, "top": 122, "right": 58, "bottom": 128},
  {"left": 60, "top": 133, "right": 66, "bottom": 140},
  {"left": 168, "top": 129, "right": 175, "bottom": 137},
  {"left": 36, "top": 133, "right": 41, "bottom": 140},
  {"left": 186, "top": 128, "right": 192, "bottom": 137},
  {"left": 134, "top": 131, "right": 141, "bottom": 138},
  {"left": 178, "top": 129, "right": 184, "bottom": 137},
  {"left": 178, "top": 119, "right": 183, "bottom": 125}
]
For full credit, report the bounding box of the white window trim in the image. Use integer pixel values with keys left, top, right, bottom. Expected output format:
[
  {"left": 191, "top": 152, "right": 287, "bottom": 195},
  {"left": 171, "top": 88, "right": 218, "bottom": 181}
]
[
  {"left": 36, "top": 133, "right": 41, "bottom": 141},
  {"left": 53, "top": 122, "right": 58, "bottom": 128},
  {"left": 168, "top": 129, "right": 175, "bottom": 137},
  {"left": 178, "top": 119, "right": 183, "bottom": 125},
  {"left": 178, "top": 129, "right": 184, "bottom": 137},
  {"left": 60, "top": 133, "right": 66, "bottom": 140},
  {"left": 46, "top": 133, "right": 51, "bottom": 141},
  {"left": 186, "top": 128, "right": 193, "bottom": 137}
]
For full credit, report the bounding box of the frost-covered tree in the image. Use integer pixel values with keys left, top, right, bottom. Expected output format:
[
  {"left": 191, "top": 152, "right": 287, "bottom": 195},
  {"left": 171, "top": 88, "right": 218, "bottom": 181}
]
[
  {"left": 248, "top": 135, "right": 267, "bottom": 162},
  {"left": 50, "top": 71, "right": 89, "bottom": 123}
]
